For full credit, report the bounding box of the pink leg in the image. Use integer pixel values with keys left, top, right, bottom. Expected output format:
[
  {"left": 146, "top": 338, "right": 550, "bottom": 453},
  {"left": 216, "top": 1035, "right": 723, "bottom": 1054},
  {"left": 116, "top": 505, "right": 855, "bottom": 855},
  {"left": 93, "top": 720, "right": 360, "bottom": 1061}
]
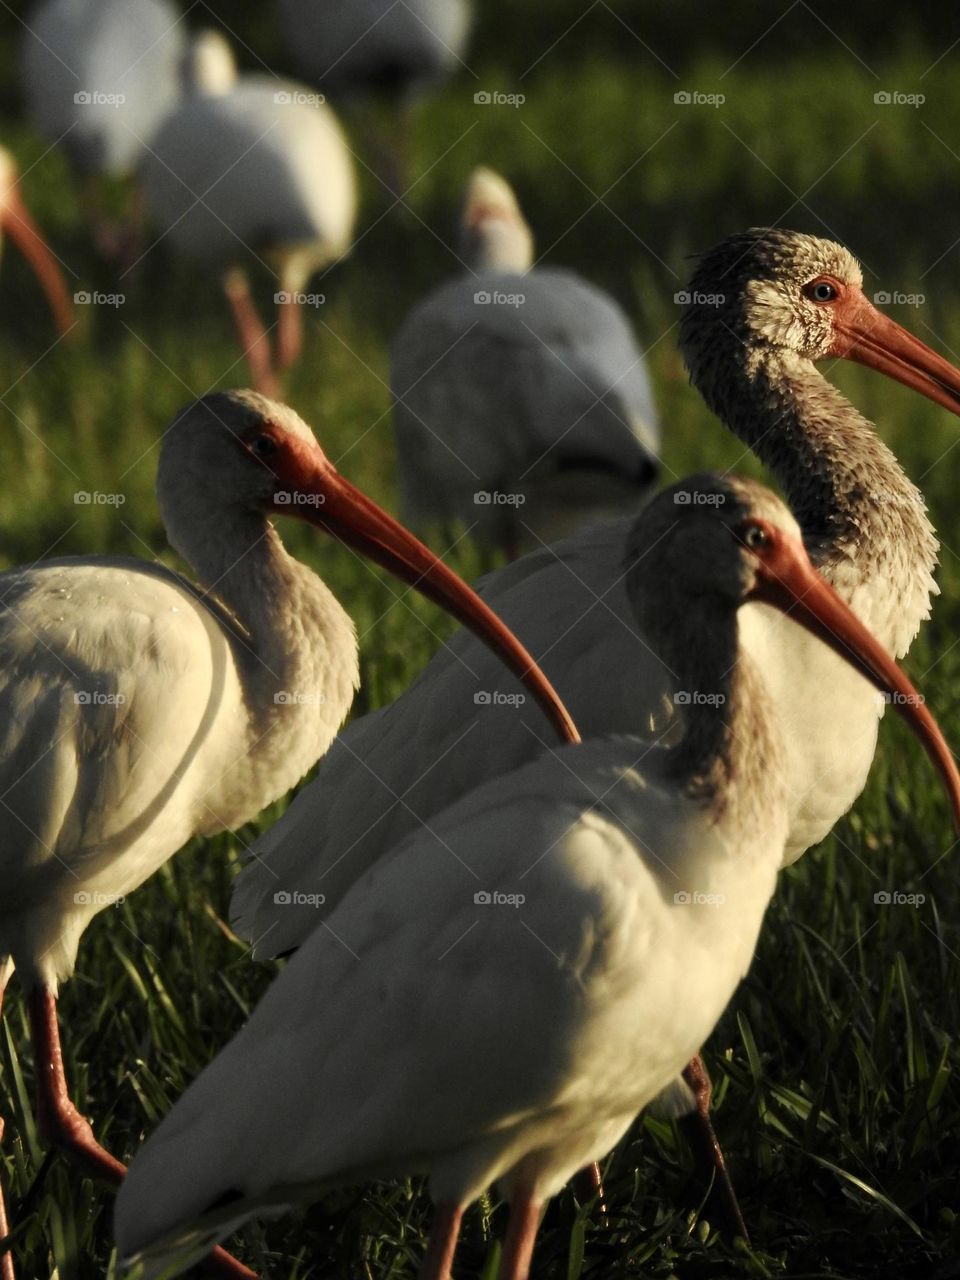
[
  {"left": 275, "top": 294, "right": 302, "bottom": 373},
  {"left": 681, "top": 1054, "right": 749, "bottom": 1242},
  {"left": 498, "top": 1192, "right": 541, "bottom": 1280},
  {"left": 572, "top": 1161, "right": 605, "bottom": 1212},
  {"left": 419, "top": 1202, "right": 463, "bottom": 1280},
  {"left": 0, "top": 987, "right": 15, "bottom": 1280},
  {"left": 222, "top": 268, "right": 279, "bottom": 398},
  {"left": 29, "top": 989, "right": 257, "bottom": 1279}
]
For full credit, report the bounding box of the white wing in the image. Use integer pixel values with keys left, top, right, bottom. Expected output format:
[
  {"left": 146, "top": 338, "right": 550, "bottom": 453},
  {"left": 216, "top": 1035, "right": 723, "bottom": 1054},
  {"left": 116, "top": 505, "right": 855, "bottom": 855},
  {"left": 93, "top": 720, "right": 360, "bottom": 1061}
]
[
  {"left": 121, "top": 742, "right": 734, "bottom": 1269},
  {"left": 0, "top": 557, "right": 239, "bottom": 984}
]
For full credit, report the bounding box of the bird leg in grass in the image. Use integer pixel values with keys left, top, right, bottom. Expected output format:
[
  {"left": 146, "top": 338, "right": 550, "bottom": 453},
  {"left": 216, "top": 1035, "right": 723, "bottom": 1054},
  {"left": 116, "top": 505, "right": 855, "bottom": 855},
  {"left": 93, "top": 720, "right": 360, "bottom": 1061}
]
[
  {"left": 499, "top": 1192, "right": 541, "bottom": 1280},
  {"left": 680, "top": 1054, "right": 749, "bottom": 1242},
  {"left": 222, "top": 267, "right": 279, "bottom": 398},
  {"left": 0, "top": 989, "right": 15, "bottom": 1280},
  {"left": 419, "top": 1202, "right": 463, "bottom": 1280},
  {"left": 572, "top": 1161, "right": 605, "bottom": 1213},
  {"left": 275, "top": 291, "right": 303, "bottom": 373},
  {"left": 28, "top": 990, "right": 259, "bottom": 1280}
]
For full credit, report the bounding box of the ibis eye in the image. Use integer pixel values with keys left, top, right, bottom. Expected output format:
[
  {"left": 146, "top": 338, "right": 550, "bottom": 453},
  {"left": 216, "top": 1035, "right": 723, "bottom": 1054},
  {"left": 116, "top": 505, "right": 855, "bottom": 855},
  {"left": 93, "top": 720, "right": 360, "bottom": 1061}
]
[
  {"left": 742, "top": 523, "right": 769, "bottom": 550},
  {"left": 805, "top": 279, "right": 839, "bottom": 304},
  {"left": 250, "top": 434, "right": 278, "bottom": 459}
]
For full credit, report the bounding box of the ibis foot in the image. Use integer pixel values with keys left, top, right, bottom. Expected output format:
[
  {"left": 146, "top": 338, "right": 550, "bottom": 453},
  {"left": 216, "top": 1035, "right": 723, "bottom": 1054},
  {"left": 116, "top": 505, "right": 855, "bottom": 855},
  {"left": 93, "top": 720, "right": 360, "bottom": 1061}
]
[
  {"left": 28, "top": 989, "right": 259, "bottom": 1279},
  {"left": 680, "top": 1054, "right": 749, "bottom": 1243}
]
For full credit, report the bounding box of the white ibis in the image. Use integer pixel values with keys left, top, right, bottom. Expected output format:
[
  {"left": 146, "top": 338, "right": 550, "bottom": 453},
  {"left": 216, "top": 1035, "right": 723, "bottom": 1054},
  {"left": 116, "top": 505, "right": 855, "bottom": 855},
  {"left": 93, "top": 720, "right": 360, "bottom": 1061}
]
[
  {"left": 230, "top": 227, "right": 960, "bottom": 1226},
  {"left": 278, "top": 0, "right": 472, "bottom": 101},
  {"left": 0, "top": 146, "right": 75, "bottom": 338},
  {"left": 18, "top": 0, "right": 186, "bottom": 255},
  {"left": 391, "top": 167, "right": 660, "bottom": 553},
  {"left": 139, "top": 30, "right": 357, "bottom": 396},
  {"left": 0, "top": 390, "right": 576, "bottom": 1280},
  {"left": 114, "top": 474, "right": 960, "bottom": 1280}
]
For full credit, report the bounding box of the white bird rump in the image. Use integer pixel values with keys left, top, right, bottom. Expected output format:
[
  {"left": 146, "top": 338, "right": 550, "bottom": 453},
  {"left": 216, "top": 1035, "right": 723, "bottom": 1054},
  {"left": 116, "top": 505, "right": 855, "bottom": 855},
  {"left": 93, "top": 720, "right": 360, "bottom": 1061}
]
[
  {"left": 391, "top": 265, "right": 660, "bottom": 544},
  {"left": 277, "top": 0, "right": 473, "bottom": 98},
  {"left": 142, "top": 78, "right": 356, "bottom": 285},
  {"left": 19, "top": 0, "right": 187, "bottom": 176},
  {"left": 117, "top": 737, "right": 780, "bottom": 1275}
]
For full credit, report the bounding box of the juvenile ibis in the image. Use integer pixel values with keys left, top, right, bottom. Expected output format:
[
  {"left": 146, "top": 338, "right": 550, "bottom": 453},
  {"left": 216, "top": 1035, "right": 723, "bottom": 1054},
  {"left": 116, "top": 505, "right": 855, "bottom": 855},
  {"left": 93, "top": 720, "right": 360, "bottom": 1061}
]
[
  {"left": 391, "top": 167, "right": 660, "bottom": 553},
  {"left": 0, "top": 390, "right": 575, "bottom": 1279},
  {"left": 0, "top": 145, "right": 75, "bottom": 337},
  {"left": 140, "top": 30, "right": 357, "bottom": 395},
  {"left": 114, "top": 474, "right": 960, "bottom": 1280},
  {"left": 231, "top": 227, "right": 960, "bottom": 1226}
]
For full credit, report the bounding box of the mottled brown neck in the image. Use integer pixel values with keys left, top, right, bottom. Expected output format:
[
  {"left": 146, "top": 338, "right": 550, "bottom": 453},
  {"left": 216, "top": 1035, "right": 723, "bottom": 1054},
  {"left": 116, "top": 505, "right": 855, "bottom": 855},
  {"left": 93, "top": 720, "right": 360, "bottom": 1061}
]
[{"left": 690, "top": 340, "right": 938, "bottom": 651}]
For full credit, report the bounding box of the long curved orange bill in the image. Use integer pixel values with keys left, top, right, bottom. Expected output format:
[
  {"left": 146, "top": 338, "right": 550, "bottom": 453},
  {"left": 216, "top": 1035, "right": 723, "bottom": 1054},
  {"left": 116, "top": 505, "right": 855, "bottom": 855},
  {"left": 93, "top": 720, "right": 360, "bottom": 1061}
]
[
  {"left": 2, "top": 187, "right": 75, "bottom": 338},
  {"left": 749, "top": 527, "right": 960, "bottom": 834},
  {"left": 831, "top": 290, "right": 960, "bottom": 417},
  {"left": 266, "top": 445, "right": 580, "bottom": 747}
]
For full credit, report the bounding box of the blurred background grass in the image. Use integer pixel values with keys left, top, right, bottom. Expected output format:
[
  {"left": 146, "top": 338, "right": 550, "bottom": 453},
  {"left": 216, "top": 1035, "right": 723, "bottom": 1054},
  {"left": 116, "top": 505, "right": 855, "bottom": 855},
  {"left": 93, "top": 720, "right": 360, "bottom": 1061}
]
[{"left": 2, "top": 1, "right": 960, "bottom": 1277}]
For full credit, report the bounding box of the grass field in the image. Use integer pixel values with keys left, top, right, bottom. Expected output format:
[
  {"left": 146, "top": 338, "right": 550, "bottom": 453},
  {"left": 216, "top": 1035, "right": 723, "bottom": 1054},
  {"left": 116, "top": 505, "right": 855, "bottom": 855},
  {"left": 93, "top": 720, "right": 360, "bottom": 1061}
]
[{"left": 2, "top": 2, "right": 960, "bottom": 1277}]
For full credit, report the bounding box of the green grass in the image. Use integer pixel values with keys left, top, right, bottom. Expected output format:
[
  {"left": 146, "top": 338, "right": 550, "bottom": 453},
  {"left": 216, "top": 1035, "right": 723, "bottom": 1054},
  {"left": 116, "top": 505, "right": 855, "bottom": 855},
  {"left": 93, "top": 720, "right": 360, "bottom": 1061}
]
[{"left": 2, "top": 4, "right": 960, "bottom": 1277}]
